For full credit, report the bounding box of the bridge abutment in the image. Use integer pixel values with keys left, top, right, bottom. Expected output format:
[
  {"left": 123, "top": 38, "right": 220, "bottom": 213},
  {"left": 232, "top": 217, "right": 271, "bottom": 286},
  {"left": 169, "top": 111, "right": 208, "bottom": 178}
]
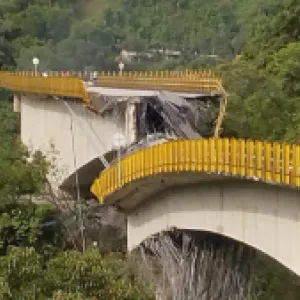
[{"left": 18, "top": 94, "right": 123, "bottom": 193}]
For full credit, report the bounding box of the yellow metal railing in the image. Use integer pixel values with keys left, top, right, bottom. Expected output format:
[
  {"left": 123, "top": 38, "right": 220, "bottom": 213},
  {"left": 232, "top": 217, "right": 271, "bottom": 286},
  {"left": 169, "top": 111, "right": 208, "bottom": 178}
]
[
  {"left": 96, "top": 70, "right": 222, "bottom": 93},
  {"left": 0, "top": 70, "right": 222, "bottom": 104},
  {"left": 91, "top": 138, "right": 300, "bottom": 203},
  {"left": 0, "top": 72, "right": 90, "bottom": 104}
]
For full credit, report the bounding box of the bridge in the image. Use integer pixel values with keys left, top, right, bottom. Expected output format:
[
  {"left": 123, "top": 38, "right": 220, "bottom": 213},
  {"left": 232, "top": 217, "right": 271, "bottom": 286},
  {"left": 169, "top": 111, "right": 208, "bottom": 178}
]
[
  {"left": 0, "top": 70, "right": 224, "bottom": 196},
  {"left": 1, "top": 70, "right": 300, "bottom": 277}
]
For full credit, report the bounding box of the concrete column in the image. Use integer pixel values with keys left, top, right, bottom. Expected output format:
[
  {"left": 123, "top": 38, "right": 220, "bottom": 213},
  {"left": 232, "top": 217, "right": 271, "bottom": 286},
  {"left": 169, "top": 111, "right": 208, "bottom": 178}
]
[
  {"left": 13, "top": 93, "right": 21, "bottom": 113},
  {"left": 125, "top": 97, "right": 138, "bottom": 145}
]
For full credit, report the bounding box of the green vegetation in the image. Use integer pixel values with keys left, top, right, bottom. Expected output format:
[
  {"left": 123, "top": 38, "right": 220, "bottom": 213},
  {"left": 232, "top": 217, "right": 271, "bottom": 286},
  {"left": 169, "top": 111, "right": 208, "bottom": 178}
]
[
  {"left": 0, "top": 0, "right": 282, "bottom": 70},
  {"left": 0, "top": 247, "right": 152, "bottom": 299},
  {"left": 221, "top": 0, "right": 300, "bottom": 143},
  {"left": 0, "top": 96, "right": 150, "bottom": 298},
  {"left": 0, "top": 99, "right": 152, "bottom": 298},
  {"left": 0, "top": 0, "right": 300, "bottom": 298}
]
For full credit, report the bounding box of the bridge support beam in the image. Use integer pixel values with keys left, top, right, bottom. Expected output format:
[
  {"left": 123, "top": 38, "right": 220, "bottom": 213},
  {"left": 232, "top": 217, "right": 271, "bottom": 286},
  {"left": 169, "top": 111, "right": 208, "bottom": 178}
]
[
  {"left": 125, "top": 97, "right": 139, "bottom": 145},
  {"left": 127, "top": 180, "right": 300, "bottom": 275},
  {"left": 13, "top": 93, "right": 21, "bottom": 113}
]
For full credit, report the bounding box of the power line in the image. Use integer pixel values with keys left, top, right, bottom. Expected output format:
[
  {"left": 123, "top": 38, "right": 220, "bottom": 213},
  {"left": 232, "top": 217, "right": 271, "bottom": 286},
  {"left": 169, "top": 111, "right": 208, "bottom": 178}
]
[{"left": 68, "top": 103, "right": 86, "bottom": 252}]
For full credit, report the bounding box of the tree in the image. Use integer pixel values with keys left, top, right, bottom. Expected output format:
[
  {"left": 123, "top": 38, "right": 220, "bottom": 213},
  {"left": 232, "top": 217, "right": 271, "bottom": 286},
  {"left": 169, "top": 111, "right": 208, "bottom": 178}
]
[{"left": 0, "top": 247, "right": 44, "bottom": 299}]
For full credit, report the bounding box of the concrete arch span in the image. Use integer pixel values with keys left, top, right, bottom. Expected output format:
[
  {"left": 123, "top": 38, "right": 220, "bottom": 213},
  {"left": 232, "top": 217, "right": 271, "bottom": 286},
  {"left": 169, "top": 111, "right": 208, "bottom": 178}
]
[{"left": 127, "top": 180, "right": 300, "bottom": 276}]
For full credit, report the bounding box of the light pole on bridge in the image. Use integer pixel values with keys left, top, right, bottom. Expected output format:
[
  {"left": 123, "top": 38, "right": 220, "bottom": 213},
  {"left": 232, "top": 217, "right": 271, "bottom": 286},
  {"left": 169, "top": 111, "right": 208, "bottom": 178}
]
[
  {"left": 32, "top": 57, "right": 39, "bottom": 76},
  {"left": 118, "top": 61, "right": 125, "bottom": 75}
]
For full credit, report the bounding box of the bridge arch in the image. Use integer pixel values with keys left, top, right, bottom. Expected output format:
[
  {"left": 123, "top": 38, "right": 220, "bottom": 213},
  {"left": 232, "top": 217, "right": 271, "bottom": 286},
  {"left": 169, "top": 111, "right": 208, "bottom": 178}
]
[
  {"left": 127, "top": 180, "right": 300, "bottom": 276},
  {"left": 90, "top": 138, "right": 300, "bottom": 275}
]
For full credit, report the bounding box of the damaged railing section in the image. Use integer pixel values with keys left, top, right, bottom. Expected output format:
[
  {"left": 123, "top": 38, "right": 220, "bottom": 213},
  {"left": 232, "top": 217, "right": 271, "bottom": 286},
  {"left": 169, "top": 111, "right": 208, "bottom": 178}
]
[
  {"left": 0, "top": 72, "right": 90, "bottom": 105},
  {"left": 90, "top": 138, "right": 300, "bottom": 203}
]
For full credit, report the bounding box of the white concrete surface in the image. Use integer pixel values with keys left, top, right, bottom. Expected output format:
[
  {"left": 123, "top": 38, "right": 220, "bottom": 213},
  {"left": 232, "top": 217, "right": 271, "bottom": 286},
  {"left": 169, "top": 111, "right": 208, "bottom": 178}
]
[
  {"left": 128, "top": 180, "right": 300, "bottom": 275},
  {"left": 125, "top": 98, "right": 138, "bottom": 145},
  {"left": 20, "top": 94, "right": 123, "bottom": 187},
  {"left": 13, "top": 94, "right": 21, "bottom": 113},
  {"left": 87, "top": 86, "right": 212, "bottom": 98}
]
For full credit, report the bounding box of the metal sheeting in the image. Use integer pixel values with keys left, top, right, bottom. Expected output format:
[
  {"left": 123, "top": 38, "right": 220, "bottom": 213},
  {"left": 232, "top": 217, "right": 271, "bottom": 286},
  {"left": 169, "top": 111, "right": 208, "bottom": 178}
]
[
  {"left": 94, "top": 90, "right": 214, "bottom": 142},
  {"left": 155, "top": 91, "right": 202, "bottom": 139},
  {"left": 135, "top": 91, "right": 203, "bottom": 139}
]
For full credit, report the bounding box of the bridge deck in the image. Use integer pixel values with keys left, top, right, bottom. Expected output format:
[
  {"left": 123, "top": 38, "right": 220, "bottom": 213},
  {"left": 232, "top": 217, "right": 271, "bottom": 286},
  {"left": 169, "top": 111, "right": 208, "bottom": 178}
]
[
  {"left": 0, "top": 71, "right": 222, "bottom": 106},
  {"left": 91, "top": 138, "right": 300, "bottom": 204},
  {"left": 2, "top": 71, "right": 298, "bottom": 208}
]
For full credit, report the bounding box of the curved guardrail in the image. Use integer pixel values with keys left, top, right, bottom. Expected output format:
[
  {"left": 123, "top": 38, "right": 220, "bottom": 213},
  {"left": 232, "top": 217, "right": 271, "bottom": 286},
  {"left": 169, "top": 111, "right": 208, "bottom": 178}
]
[
  {"left": 90, "top": 138, "right": 300, "bottom": 203},
  {"left": 0, "top": 72, "right": 90, "bottom": 104}
]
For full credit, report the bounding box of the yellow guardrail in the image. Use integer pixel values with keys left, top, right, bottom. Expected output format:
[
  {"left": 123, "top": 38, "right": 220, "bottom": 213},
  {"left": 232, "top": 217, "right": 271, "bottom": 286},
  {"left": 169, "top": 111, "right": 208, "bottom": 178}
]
[
  {"left": 96, "top": 70, "right": 222, "bottom": 93},
  {"left": 0, "top": 70, "right": 222, "bottom": 104},
  {"left": 0, "top": 72, "right": 90, "bottom": 104},
  {"left": 91, "top": 138, "right": 300, "bottom": 203}
]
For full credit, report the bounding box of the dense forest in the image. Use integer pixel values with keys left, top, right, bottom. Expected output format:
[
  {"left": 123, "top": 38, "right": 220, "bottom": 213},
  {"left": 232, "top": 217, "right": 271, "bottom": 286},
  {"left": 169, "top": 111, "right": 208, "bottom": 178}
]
[
  {"left": 1, "top": 0, "right": 300, "bottom": 298},
  {"left": 0, "top": 0, "right": 282, "bottom": 70}
]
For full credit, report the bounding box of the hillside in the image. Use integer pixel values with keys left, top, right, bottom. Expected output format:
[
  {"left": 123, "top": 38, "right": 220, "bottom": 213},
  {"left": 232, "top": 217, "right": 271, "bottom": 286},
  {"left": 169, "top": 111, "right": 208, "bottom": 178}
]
[{"left": 0, "top": 0, "right": 282, "bottom": 70}]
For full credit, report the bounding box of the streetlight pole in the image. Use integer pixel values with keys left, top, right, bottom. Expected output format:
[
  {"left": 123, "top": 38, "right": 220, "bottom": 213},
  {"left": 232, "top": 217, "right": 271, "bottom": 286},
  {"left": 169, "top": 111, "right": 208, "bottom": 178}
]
[
  {"left": 118, "top": 61, "right": 125, "bottom": 75},
  {"left": 32, "top": 57, "right": 39, "bottom": 76}
]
